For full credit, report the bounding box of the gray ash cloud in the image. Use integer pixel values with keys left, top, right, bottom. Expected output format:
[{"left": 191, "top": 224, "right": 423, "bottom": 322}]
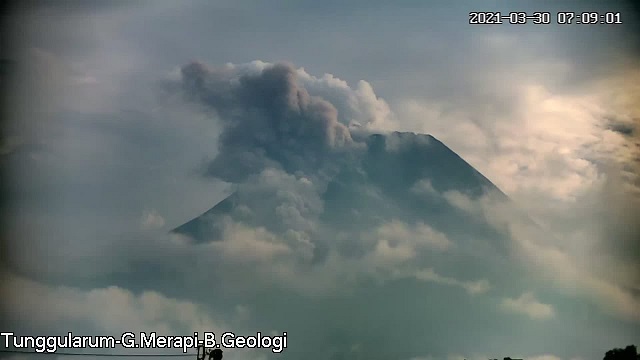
[{"left": 166, "top": 61, "right": 357, "bottom": 183}]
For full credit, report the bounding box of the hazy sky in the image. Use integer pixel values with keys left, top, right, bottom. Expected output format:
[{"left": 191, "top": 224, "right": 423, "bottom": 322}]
[{"left": 1, "top": 1, "right": 639, "bottom": 360}]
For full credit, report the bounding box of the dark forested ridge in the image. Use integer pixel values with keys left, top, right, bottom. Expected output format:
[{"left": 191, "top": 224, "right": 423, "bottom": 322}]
[
  {"left": 489, "top": 345, "right": 638, "bottom": 360},
  {"left": 603, "top": 345, "right": 640, "bottom": 360}
]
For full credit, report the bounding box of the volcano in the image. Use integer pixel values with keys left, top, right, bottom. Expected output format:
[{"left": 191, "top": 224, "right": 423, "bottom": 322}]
[
  {"left": 165, "top": 130, "right": 577, "bottom": 358},
  {"left": 172, "top": 132, "right": 506, "bottom": 236},
  {"left": 170, "top": 131, "right": 522, "bottom": 268}
]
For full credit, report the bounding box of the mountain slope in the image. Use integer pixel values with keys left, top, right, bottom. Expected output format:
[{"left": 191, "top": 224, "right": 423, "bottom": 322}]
[
  {"left": 171, "top": 132, "right": 508, "bottom": 239},
  {"left": 169, "top": 131, "right": 525, "bottom": 280}
]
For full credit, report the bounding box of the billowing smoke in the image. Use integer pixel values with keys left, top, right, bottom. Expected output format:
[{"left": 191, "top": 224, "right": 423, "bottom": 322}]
[{"left": 164, "top": 61, "right": 379, "bottom": 184}]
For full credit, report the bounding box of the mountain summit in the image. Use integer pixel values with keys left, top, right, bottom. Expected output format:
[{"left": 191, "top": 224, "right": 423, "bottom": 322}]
[{"left": 171, "top": 132, "right": 507, "bottom": 242}]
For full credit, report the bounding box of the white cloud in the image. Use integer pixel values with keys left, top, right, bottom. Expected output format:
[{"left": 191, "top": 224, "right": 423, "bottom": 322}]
[
  {"left": 394, "top": 81, "right": 612, "bottom": 207},
  {"left": 500, "top": 292, "right": 555, "bottom": 320},
  {"left": 528, "top": 355, "right": 563, "bottom": 360},
  {"left": 439, "top": 188, "right": 640, "bottom": 323},
  {"left": 443, "top": 190, "right": 478, "bottom": 214},
  {"left": 368, "top": 237, "right": 416, "bottom": 267},
  {"left": 508, "top": 221, "right": 640, "bottom": 322},
  {"left": 208, "top": 218, "right": 293, "bottom": 263},
  {"left": 296, "top": 68, "right": 397, "bottom": 130},
  {"left": 375, "top": 220, "right": 453, "bottom": 252},
  {"left": 414, "top": 268, "right": 490, "bottom": 295},
  {"left": 178, "top": 211, "right": 481, "bottom": 299},
  {"left": 140, "top": 209, "right": 165, "bottom": 230},
  {"left": 388, "top": 44, "right": 640, "bottom": 256},
  {"left": 0, "top": 271, "right": 270, "bottom": 360},
  {"left": 410, "top": 179, "right": 438, "bottom": 196},
  {"left": 0, "top": 270, "right": 226, "bottom": 336}
]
